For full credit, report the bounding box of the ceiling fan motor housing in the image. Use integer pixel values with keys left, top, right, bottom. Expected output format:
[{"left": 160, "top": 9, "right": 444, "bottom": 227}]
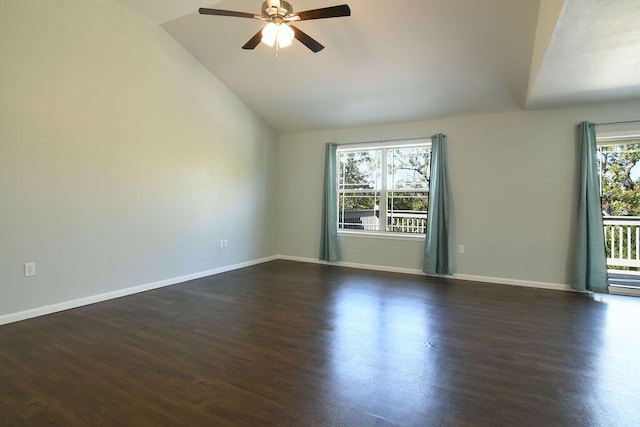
[{"left": 262, "top": 1, "right": 293, "bottom": 19}]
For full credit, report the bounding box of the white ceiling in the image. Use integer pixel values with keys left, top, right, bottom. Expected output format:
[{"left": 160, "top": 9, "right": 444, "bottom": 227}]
[{"left": 113, "top": 0, "right": 640, "bottom": 134}]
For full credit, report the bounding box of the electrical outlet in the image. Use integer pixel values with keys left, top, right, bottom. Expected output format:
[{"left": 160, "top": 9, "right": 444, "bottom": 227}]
[
  {"left": 223, "top": 239, "right": 228, "bottom": 248},
  {"left": 24, "top": 262, "right": 36, "bottom": 277},
  {"left": 219, "top": 240, "right": 224, "bottom": 249},
  {"left": 457, "top": 245, "right": 465, "bottom": 254}
]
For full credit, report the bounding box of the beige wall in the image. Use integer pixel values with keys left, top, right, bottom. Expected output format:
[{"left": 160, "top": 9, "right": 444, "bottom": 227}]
[
  {"left": 0, "top": 0, "right": 278, "bottom": 318},
  {"left": 278, "top": 99, "right": 640, "bottom": 286}
]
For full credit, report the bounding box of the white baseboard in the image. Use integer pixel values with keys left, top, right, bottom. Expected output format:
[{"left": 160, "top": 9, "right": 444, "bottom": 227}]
[
  {"left": 277, "top": 255, "right": 426, "bottom": 276},
  {"left": 451, "top": 273, "right": 571, "bottom": 292},
  {"left": 0, "top": 255, "right": 277, "bottom": 326},
  {"left": 276, "top": 255, "right": 571, "bottom": 292},
  {"left": 0, "top": 254, "right": 574, "bottom": 326}
]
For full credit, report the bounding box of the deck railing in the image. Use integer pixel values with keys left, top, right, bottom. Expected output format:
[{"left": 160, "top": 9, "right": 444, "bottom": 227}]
[
  {"left": 339, "top": 210, "right": 426, "bottom": 233},
  {"left": 603, "top": 216, "right": 640, "bottom": 268},
  {"left": 389, "top": 213, "right": 427, "bottom": 233}
]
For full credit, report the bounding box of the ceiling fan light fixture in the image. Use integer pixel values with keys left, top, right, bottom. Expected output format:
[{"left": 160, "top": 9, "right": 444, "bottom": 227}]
[
  {"left": 277, "top": 23, "right": 294, "bottom": 48},
  {"left": 261, "top": 22, "right": 294, "bottom": 48},
  {"left": 261, "top": 22, "right": 278, "bottom": 47}
]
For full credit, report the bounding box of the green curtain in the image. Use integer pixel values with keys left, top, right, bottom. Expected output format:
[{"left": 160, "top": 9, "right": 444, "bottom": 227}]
[
  {"left": 319, "top": 143, "right": 339, "bottom": 261},
  {"left": 423, "top": 134, "right": 452, "bottom": 275},
  {"left": 572, "top": 122, "right": 608, "bottom": 293}
]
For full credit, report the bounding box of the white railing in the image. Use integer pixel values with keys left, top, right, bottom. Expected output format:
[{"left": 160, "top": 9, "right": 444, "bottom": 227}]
[
  {"left": 389, "top": 213, "right": 427, "bottom": 233},
  {"left": 603, "top": 216, "right": 640, "bottom": 268},
  {"left": 339, "top": 211, "right": 426, "bottom": 233}
]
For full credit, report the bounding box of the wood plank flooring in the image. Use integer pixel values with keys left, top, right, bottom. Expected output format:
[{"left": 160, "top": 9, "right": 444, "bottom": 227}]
[{"left": 1, "top": 260, "right": 639, "bottom": 426}]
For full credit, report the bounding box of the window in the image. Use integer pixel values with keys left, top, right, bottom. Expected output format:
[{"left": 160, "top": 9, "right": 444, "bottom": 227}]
[
  {"left": 597, "top": 137, "right": 640, "bottom": 275},
  {"left": 337, "top": 140, "right": 431, "bottom": 235}
]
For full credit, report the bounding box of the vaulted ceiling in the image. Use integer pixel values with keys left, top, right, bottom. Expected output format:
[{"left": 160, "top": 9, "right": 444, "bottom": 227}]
[{"left": 113, "top": 0, "right": 640, "bottom": 133}]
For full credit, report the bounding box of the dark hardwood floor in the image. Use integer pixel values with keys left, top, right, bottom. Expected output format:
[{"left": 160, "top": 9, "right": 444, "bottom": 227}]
[{"left": 1, "top": 260, "right": 639, "bottom": 426}]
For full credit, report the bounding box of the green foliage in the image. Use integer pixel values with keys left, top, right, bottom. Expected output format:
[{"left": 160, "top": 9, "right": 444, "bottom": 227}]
[
  {"left": 339, "top": 151, "right": 378, "bottom": 210},
  {"left": 387, "top": 147, "right": 430, "bottom": 211},
  {"left": 388, "top": 192, "right": 428, "bottom": 212},
  {"left": 599, "top": 143, "right": 640, "bottom": 216}
]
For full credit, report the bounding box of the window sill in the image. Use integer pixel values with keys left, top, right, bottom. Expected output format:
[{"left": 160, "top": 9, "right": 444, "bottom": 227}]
[{"left": 338, "top": 230, "right": 425, "bottom": 242}]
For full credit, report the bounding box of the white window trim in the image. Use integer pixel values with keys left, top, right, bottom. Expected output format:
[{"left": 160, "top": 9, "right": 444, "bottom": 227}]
[
  {"left": 596, "top": 128, "right": 640, "bottom": 143},
  {"left": 338, "top": 229, "right": 426, "bottom": 241}
]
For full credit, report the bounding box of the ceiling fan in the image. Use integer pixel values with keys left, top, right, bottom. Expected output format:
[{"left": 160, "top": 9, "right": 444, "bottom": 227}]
[{"left": 199, "top": 0, "right": 351, "bottom": 55}]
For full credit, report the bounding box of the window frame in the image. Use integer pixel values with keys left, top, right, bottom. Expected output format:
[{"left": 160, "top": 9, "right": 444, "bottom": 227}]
[{"left": 336, "top": 139, "right": 431, "bottom": 238}]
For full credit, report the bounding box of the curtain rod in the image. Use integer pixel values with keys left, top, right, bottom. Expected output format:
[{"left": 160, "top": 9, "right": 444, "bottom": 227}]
[
  {"left": 577, "top": 119, "right": 640, "bottom": 127},
  {"left": 335, "top": 135, "right": 445, "bottom": 147}
]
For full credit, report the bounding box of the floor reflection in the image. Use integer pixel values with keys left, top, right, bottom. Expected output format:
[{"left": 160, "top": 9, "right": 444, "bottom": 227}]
[
  {"left": 327, "top": 282, "right": 439, "bottom": 425},
  {"left": 318, "top": 270, "right": 640, "bottom": 426},
  {"left": 594, "top": 294, "right": 640, "bottom": 426}
]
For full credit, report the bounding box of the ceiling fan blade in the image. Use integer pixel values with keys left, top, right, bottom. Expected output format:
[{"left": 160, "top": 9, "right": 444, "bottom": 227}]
[
  {"left": 290, "top": 25, "right": 324, "bottom": 53},
  {"left": 198, "top": 8, "right": 259, "bottom": 19},
  {"left": 294, "top": 4, "right": 351, "bottom": 21},
  {"left": 242, "top": 29, "right": 264, "bottom": 50}
]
